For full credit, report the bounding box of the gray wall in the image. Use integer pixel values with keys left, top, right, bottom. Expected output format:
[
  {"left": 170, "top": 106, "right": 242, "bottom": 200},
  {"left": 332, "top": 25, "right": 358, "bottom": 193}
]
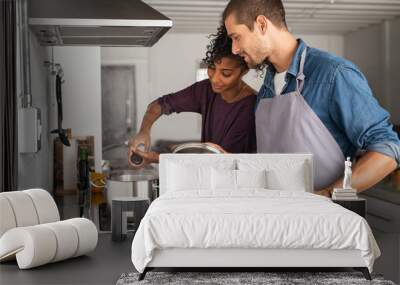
[
  {"left": 17, "top": 34, "right": 51, "bottom": 191},
  {"left": 388, "top": 18, "right": 400, "bottom": 124},
  {"left": 345, "top": 18, "right": 400, "bottom": 124},
  {"left": 51, "top": 46, "right": 102, "bottom": 172},
  {"left": 17, "top": 42, "right": 102, "bottom": 191}
]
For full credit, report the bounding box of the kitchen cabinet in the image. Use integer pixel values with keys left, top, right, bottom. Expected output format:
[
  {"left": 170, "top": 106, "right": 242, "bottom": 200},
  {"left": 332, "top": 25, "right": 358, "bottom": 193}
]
[{"left": 360, "top": 182, "right": 400, "bottom": 284}]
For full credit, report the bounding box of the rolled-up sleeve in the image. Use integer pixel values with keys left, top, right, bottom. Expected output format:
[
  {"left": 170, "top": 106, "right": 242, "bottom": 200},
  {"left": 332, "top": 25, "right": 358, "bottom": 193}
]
[
  {"left": 157, "top": 80, "right": 206, "bottom": 115},
  {"left": 329, "top": 64, "right": 400, "bottom": 165}
]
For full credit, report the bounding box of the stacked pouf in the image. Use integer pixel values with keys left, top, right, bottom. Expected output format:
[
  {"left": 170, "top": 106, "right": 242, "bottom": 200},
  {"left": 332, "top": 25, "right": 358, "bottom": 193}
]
[{"left": 0, "top": 189, "right": 98, "bottom": 269}]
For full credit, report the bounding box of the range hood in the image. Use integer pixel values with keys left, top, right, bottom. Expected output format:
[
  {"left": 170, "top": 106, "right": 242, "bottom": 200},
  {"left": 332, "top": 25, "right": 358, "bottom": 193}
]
[{"left": 28, "top": 0, "right": 172, "bottom": 47}]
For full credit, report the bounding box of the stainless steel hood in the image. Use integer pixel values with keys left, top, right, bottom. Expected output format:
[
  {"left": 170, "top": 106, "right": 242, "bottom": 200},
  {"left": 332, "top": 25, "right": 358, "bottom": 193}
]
[{"left": 28, "top": 0, "right": 172, "bottom": 47}]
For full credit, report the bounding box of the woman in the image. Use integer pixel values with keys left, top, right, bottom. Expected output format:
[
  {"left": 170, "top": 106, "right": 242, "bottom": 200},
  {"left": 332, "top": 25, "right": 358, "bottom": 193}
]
[{"left": 128, "top": 25, "right": 256, "bottom": 166}]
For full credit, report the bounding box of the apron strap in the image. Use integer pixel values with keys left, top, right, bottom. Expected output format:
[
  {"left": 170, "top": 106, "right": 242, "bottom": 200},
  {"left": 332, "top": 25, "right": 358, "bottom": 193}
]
[{"left": 296, "top": 48, "right": 307, "bottom": 94}]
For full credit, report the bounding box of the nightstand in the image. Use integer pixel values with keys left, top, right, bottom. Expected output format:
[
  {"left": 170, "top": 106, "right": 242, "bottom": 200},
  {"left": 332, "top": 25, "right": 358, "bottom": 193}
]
[{"left": 332, "top": 198, "right": 366, "bottom": 218}]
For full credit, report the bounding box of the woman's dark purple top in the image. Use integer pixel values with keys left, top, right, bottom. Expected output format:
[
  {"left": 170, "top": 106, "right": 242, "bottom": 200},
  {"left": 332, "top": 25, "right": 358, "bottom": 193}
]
[{"left": 157, "top": 79, "right": 257, "bottom": 153}]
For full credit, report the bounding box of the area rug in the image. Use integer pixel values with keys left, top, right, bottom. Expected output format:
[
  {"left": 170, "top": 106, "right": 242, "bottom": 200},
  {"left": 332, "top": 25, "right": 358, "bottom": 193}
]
[{"left": 116, "top": 271, "right": 396, "bottom": 285}]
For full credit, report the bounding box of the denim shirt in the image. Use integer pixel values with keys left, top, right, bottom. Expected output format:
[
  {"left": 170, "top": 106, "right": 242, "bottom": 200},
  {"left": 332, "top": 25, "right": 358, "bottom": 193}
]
[{"left": 256, "top": 39, "right": 400, "bottom": 165}]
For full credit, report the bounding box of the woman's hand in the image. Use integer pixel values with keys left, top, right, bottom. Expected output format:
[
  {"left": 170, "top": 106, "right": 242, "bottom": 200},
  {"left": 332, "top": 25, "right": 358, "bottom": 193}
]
[
  {"left": 133, "top": 149, "right": 160, "bottom": 164},
  {"left": 128, "top": 131, "right": 151, "bottom": 167},
  {"left": 129, "top": 131, "right": 151, "bottom": 151},
  {"left": 205, "top": 142, "right": 228, "bottom": 153}
]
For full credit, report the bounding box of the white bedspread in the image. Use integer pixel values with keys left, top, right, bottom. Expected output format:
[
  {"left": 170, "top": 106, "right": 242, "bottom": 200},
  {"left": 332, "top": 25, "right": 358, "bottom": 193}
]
[{"left": 131, "top": 190, "right": 380, "bottom": 273}]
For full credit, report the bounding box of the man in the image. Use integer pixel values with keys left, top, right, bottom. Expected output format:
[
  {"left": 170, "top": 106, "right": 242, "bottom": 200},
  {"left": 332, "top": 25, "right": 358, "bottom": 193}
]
[{"left": 223, "top": 0, "right": 400, "bottom": 197}]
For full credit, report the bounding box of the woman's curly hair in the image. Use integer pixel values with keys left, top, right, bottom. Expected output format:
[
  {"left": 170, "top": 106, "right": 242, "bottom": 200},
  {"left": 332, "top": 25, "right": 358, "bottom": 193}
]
[{"left": 202, "top": 24, "right": 248, "bottom": 71}]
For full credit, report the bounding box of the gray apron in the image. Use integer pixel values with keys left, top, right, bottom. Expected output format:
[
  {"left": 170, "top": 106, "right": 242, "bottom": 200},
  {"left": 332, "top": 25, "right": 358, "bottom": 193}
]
[{"left": 256, "top": 48, "right": 345, "bottom": 191}]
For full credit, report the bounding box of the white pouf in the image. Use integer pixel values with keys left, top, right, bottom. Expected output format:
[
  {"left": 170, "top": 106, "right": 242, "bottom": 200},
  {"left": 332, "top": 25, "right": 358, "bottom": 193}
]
[
  {"left": 1, "top": 191, "right": 39, "bottom": 227},
  {"left": 0, "top": 189, "right": 98, "bottom": 269},
  {"left": 0, "top": 196, "right": 17, "bottom": 237},
  {"left": 42, "top": 221, "right": 79, "bottom": 262},
  {"left": 0, "top": 218, "right": 97, "bottom": 269},
  {"left": 24, "top": 189, "right": 60, "bottom": 223},
  {"left": 0, "top": 225, "right": 57, "bottom": 269},
  {"left": 66, "top": 218, "right": 98, "bottom": 257}
]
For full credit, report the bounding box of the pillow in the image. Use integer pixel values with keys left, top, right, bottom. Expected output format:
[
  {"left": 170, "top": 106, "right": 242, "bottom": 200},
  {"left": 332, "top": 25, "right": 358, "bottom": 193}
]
[
  {"left": 211, "top": 169, "right": 267, "bottom": 190},
  {"left": 238, "top": 158, "right": 308, "bottom": 191},
  {"left": 167, "top": 162, "right": 211, "bottom": 191},
  {"left": 211, "top": 168, "right": 236, "bottom": 190},
  {"left": 167, "top": 159, "right": 235, "bottom": 192},
  {"left": 236, "top": 169, "right": 267, "bottom": 188},
  {"left": 266, "top": 162, "right": 307, "bottom": 191}
]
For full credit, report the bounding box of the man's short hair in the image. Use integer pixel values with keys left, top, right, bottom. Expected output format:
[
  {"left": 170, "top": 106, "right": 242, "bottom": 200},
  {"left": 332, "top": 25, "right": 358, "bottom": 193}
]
[{"left": 223, "top": 0, "right": 287, "bottom": 30}]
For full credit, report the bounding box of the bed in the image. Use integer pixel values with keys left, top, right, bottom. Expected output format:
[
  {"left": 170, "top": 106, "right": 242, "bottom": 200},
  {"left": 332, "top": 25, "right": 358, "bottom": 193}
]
[{"left": 131, "top": 154, "right": 380, "bottom": 281}]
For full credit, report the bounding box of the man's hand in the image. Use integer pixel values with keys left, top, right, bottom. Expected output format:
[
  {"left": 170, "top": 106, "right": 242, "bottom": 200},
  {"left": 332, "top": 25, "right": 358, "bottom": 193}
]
[
  {"left": 315, "top": 151, "right": 397, "bottom": 196},
  {"left": 315, "top": 188, "right": 332, "bottom": 198}
]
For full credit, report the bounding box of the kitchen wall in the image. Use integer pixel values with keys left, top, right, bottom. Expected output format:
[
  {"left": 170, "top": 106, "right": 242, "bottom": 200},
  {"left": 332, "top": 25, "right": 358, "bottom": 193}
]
[
  {"left": 300, "top": 34, "right": 344, "bottom": 57},
  {"left": 17, "top": 34, "right": 51, "bottom": 191},
  {"left": 52, "top": 47, "right": 102, "bottom": 172},
  {"left": 345, "top": 18, "right": 400, "bottom": 124},
  {"left": 18, "top": 43, "right": 102, "bottom": 192},
  {"left": 389, "top": 18, "right": 400, "bottom": 125},
  {"left": 102, "top": 33, "right": 345, "bottom": 144}
]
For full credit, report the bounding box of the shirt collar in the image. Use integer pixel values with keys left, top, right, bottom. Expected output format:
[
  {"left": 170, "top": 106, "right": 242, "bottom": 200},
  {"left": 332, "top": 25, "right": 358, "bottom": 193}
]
[
  {"left": 262, "top": 39, "right": 307, "bottom": 87},
  {"left": 287, "top": 39, "right": 307, "bottom": 77}
]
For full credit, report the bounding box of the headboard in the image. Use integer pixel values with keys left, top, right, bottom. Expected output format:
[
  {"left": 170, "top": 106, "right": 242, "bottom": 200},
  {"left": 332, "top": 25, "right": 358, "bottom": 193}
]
[{"left": 159, "top": 153, "right": 314, "bottom": 195}]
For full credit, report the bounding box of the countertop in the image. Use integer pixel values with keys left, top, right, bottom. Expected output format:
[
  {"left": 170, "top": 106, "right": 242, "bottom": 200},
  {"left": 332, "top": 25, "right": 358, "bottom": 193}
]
[{"left": 360, "top": 179, "right": 400, "bottom": 205}]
